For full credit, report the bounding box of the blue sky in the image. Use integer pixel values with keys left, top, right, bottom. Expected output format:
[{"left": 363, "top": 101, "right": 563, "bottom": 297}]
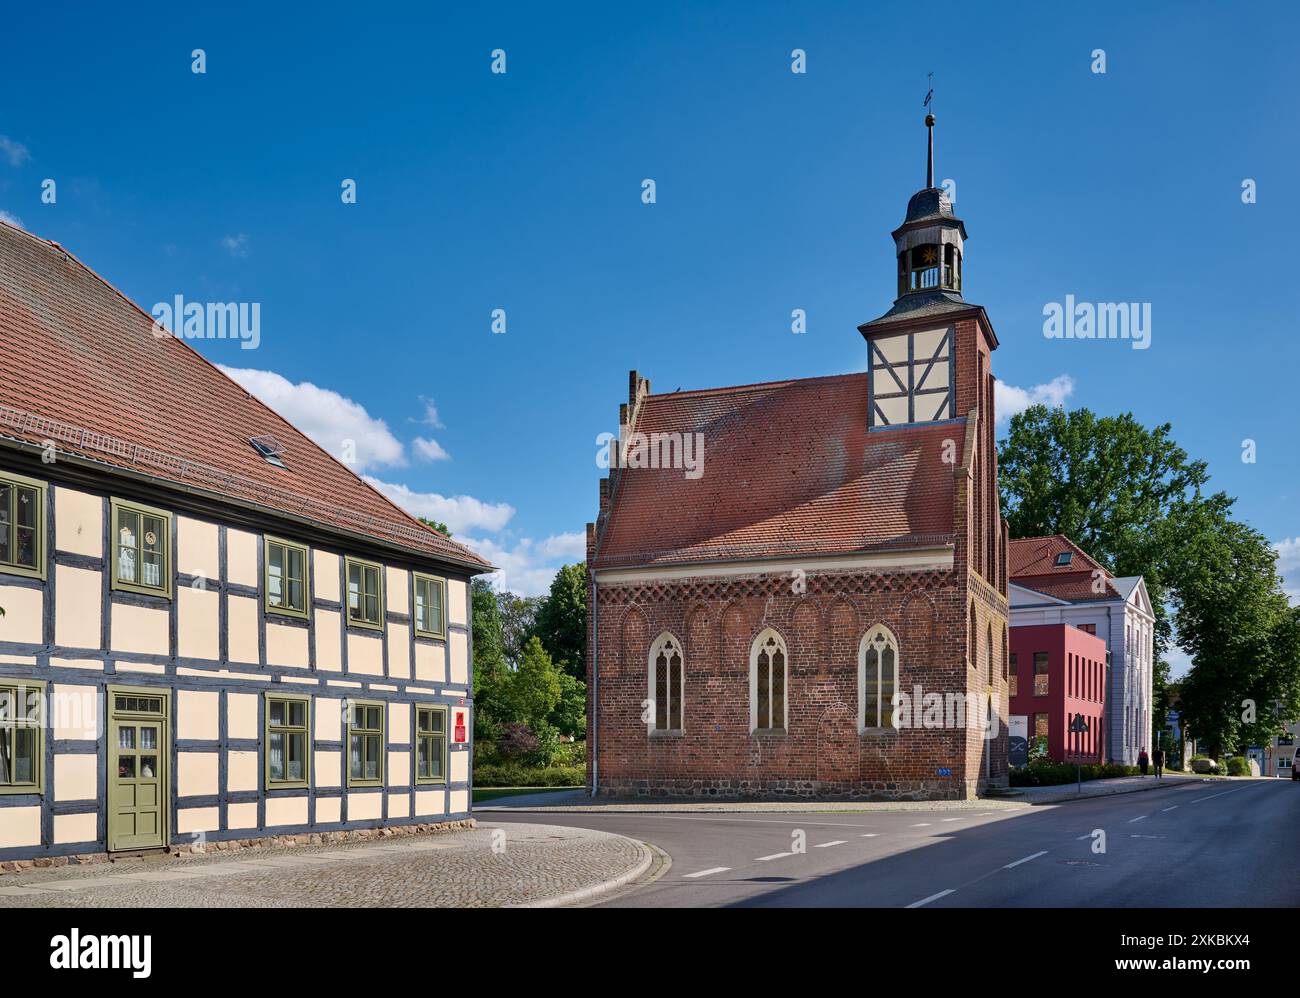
[{"left": 1, "top": 1, "right": 1297, "bottom": 630}]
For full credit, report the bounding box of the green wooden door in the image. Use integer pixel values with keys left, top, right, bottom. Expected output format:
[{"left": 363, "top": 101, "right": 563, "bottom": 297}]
[{"left": 108, "top": 689, "right": 169, "bottom": 851}]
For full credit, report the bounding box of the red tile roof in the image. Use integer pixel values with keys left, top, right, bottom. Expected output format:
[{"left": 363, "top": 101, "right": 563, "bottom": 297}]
[
  {"left": 593, "top": 373, "right": 961, "bottom": 570},
  {"left": 0, "top": 219, "right": 490, "bottom": 570},
  {"left": 1008, "top": 534, "right": 1118, "bottom": 602}
]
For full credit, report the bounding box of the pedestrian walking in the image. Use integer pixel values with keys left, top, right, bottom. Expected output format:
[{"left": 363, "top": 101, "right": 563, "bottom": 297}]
[
  {"left": 1153, "top": 747, "right": 1164, "bottom": 779},
  {"left": 1138, "top": 747, "right": 1149, "bottom": 776}
]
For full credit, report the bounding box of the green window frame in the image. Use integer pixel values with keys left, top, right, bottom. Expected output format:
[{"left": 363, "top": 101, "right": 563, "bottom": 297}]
[
  {"left": 347, "top": 699, "right": 385, "bottom": 786},
  {"left": 0, "top": 471, "right": 47, "bottom": 581},
  {"left": 110, "top": 498, "right": 173, "bottom": 598},
  {"left": 345, "top": 556, "right": 384, "bottom": 630},
  {"left": 265, "top": 694, "right": 310, "bottom": 789},
  {"left": 413, "top": 573, "right": 446, "bottom": 639},
  {"left": 264, "top": 536, "right": 309, "bottom": 618},
  {"left": 0, "top": 683, "right": 44, "bottom": 795},
  {"left": 415, "top": 704, "right": 447, "bottom": 784}
]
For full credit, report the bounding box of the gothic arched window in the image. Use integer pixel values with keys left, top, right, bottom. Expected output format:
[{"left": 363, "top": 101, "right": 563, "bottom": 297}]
[
  {"left": 750, "top": 629, "right": 788, "bottom": 732},
  {"left": 647, "top": 633, "right": 683, "bottom": 733},
  {"left": 859, "top": 626, "right": 899, "bottom": 731}
]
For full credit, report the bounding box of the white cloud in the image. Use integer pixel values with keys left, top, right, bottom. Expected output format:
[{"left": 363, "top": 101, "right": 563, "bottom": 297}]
[
  {"left": 0, "top": 209, "right": 24, "bottom": 229},
  {"left": 219, "top": 365, "right": 406, "bottom": 470},
  {"left": 461, "top": 532, "right": 584, "bottom": 597},
  {"left": 1275, "top": 537, "right": 1300, "bottom": 606},
  {"left": 220, "top": 233, "right": 250, "bottom": 258},
  {"left": 365, "top": 476, "right": 515, "bottom": 534},
  {"left": 412, "top": 436, "right": 450, "bottom": 462},
  {"left": 413, "top": 396, "right": 444, "bottom": 429},
  {"left": 995, "top": 374, "right": 1075, "bottom": 424},
  {"left": 0, "top": 136, "right": 30, "bottom": 167}
]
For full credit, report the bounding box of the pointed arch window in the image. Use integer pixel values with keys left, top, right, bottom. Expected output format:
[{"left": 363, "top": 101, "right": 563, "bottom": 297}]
[
  {"left": 968, "top": 603, "right": 977, "bottom": 671},
  {"left": 750, "top": 630, "right": 787, "bottom": 732},
  {"left": 647, "top": 633, "right": 683, "bottom": 733},
  {"left": 859, "top": 626, "right": 899, "bottom": 731}
]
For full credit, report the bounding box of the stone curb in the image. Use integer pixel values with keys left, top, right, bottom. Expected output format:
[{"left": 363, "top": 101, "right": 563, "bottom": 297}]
[
  {"left": 1015, "top": 776, "right": 1208, "bottom": 805},
  {"left": 509, "top": 833, "right": 657, "bottom": 909}
]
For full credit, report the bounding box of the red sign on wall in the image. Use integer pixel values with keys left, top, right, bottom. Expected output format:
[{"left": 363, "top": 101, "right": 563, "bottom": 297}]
[{"left": 454, "top": 710, "right": 467, "bottom": 744}]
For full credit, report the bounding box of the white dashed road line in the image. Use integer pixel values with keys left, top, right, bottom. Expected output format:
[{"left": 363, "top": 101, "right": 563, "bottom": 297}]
[
  {"left": 911, "top": 822, "right": 932, "bottom": 828},
  {"left": 683, "top": 867, "right": 730, "bottom": 879},
  {"left": 814, "top": 840, "right": 847, "bottom": 848},
  {"left": 1128, "top": 815, "right": 1148, "bottom": 823},
  {"left": 906, "top": 889, "right": 955, "bottom": 908},
  {"left": 755, "top": 852, "right": 794, "bottom": 862},
  {"left": 861, "top": 833, "right": 879, "bottom": 838},
  {"left": 1002, "top": 850, "right": 1048, "bottom": 869},
  {"left": 1161, "top": 805, "right": 1178, "bottom": 812}
]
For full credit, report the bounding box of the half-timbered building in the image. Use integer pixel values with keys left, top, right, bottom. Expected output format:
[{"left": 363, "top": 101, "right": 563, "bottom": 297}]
[{"left": 0, "top": 218, "right": 488, "bottom": 865}]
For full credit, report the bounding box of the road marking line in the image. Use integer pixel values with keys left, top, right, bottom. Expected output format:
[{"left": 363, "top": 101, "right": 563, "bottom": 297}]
[
  {"left": 861, "top": 833, "right": 879, "bottom": 838},
  {"left": 1076, "top": 834, "right": 1091, "bottom": 840},
  {"left": 814, "top": 840, "right": 847, "bottom": 848},
  {"left": 911, "top": 822, "right": 933, "bottom": 827},
  {"left": 906, "top": 889, "right": 955, "bottom": 908},
  {"left": 1128, "top": 815, "right": 1148, "bottom": 823},
  {"left": 755, "top": 852, "right": 794, "bottom": 862},
  {"left": 683, "top": 867, "right": 730, "bottom": 879},
  {"left": 1161, "top": 805, "right": 1179, "bottom": 812},
  {"left": 1189, "top": 785, "right": 1254, "bottom": 804},
  {"left": 941, "top": 817, "right": 963, "bottom": 822},
  {"left": 1003, "top": 850, "right": 1048, "bottom": 869}
]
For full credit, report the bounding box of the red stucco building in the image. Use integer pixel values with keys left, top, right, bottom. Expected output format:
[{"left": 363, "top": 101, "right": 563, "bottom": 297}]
[
  {"left": 584, "top": 117, "right": 1011, "bottom": 800},
  {"left": 1008, "top": 624, "right": 1107, "bottom": 763}
]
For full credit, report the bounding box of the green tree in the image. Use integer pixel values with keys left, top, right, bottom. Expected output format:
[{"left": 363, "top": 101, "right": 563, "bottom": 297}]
[
  {"left": 533, "top": 562, "right": 587, "bottom": 679},
  {"left": 549, "top": 670, "right": 587, "bottom": 739},
  {"left": 470, "top": 579, "right": 509, "bottom": 738},
  {"left": 503, "top": 636, "right": 563, "bottom": 730},
  {"left": 496, "top": 591, "right": 542, "bottom": 668},
  {"left": 999, "top": 404, "right": 1300, "bottom": 758},
  {"left": 418, "top": 516, "right": 451, "bottom": 537}
]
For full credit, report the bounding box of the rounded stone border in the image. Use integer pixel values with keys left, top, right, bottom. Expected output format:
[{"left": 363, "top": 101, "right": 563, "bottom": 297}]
[{"left": 510, "top": 832, "right": 660, "bottom": 909}]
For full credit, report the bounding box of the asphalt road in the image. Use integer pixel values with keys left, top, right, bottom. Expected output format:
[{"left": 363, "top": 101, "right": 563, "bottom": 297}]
[{"left": 484, "top": 779, "right": 1300, "bottom": 907}]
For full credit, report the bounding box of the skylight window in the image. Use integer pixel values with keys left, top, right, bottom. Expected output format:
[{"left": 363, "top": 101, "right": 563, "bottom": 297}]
[
  {"left": 1054, "top": 551, "right": 1073, "bottom": 566},
  {"left": 249, "top": 434, "right": 287, "bottom": 468}
]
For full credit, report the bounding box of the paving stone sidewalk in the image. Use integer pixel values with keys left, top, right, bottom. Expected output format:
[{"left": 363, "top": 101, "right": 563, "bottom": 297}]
[{"left": 0, "top": 822, "right": 650, "bottom": 908}]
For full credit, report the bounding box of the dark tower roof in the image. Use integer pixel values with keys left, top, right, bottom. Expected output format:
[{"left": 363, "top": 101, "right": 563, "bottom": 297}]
[{"left": 860, "top": 112, "right": 981, "bottom": 333}]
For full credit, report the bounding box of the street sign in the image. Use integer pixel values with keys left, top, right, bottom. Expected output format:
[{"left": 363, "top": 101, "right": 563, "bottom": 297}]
[
  {"left": 936, "top": 767, "right": 952, "bottom": 777},
  {"left": 1069, "top": 715, "right": 1090, "bottom": 734}
]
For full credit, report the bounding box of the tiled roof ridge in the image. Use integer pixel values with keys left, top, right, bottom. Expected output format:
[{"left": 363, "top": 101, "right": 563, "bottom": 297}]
[
  {"left": 644, "top": 370, "right": 864, "bottom": 402},
  {"left": 0, "top": 219, "right": 488, "bottom": 568}
]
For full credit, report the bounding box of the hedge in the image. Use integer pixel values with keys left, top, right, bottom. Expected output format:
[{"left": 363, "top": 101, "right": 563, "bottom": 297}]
[
  {"left": 1009, "top": 761, "right": 1141, "bottom": 786},
  {"left": 473, "top": 763, "right": 586, "bottom": 788}
]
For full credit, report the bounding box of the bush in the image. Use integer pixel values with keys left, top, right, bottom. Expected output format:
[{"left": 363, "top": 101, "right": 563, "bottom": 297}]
[
  {"left": 1225, "top": 756, "right": 1250, "bottom": 777},
  {"left": 496, "top": 722, "right": 539, "bottom": 760},
  {"left": 1008, "top": 759, "right": 1140, "bottom": 787},
  {"left": 528, "top": 721, "right": 561, "bottom": 767},
  {"left": 473, "top": 762, "right": 585, "bottom": 788}
]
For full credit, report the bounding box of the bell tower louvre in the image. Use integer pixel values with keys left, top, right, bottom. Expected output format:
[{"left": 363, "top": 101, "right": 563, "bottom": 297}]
[{"left": 586, "top": 110, "right": 1010, "bottom": 801}]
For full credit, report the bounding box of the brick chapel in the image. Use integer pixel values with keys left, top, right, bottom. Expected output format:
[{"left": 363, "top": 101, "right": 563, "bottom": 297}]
[{"left": 585, "top": 115, "right": 1010, "bottom": 800}]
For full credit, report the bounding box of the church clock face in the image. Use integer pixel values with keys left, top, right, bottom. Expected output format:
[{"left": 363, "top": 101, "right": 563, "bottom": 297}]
[{"left": 868, "top": 325, "right": 954, "bottom": 426}]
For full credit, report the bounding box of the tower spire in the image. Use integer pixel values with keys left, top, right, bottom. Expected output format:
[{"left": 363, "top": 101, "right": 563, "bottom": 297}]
[{"left": 926, "top": 112, "right": 935, "bottom": 188}]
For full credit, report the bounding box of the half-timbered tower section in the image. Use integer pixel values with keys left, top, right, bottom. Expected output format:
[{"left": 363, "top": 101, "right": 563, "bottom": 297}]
[
  {"left": 586, "top": 117, "right": 1009, "bottom": 800},
  {"left": 0, "top": 218, "right": 489, "bottom": 865}
]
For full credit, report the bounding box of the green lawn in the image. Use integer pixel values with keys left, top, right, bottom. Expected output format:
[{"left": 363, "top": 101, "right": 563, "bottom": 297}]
[{"left": 472, "top": 786, "right": 582, "bottom": 803}]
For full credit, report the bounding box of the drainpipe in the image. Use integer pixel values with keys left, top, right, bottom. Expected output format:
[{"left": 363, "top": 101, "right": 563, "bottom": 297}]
[
  {"left": 590, "top": 576, "right": 599, "bottom": 797},
  {"left": 1105, "top": 605, "right": 1114, "bottom": 764}
]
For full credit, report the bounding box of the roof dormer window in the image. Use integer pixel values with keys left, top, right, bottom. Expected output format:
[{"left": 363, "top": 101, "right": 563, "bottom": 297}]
[
  {"left": 249, "top": 434, "right": 287, "bottom": 468},
  {"left": 1055, "top": 551, "right": 1073, "bottom": 566}
]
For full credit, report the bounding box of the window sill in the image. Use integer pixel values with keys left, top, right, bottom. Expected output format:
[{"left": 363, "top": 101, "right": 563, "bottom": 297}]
[
  {"left": 749, "top": 728, "right": 787, "bottom": 739},
  {"left": 648, "top": 729, "right": 684, "bottom": 738}
]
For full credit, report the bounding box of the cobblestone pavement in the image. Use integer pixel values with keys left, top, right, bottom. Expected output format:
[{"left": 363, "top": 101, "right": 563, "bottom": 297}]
[{"left": 0, "top": 823, "right": 650, "bottom": 908}]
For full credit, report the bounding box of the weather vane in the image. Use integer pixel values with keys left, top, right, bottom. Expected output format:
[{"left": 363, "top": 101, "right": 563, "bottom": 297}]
[{"left": 924, "top": 71, "right": 934, "bottom": 111}]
